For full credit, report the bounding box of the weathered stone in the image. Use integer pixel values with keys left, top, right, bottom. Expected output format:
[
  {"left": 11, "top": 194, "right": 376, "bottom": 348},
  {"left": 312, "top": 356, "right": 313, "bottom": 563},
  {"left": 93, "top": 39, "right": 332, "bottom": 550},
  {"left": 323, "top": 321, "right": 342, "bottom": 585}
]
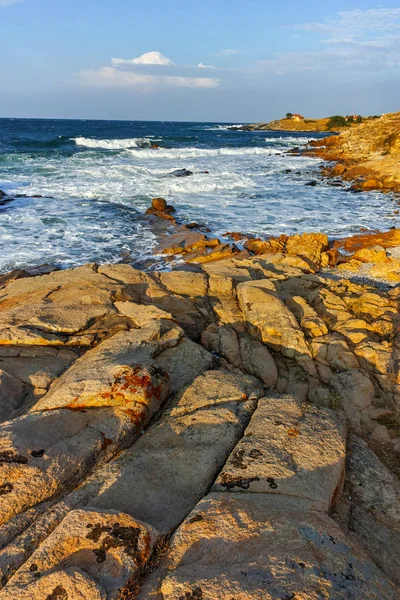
[
  {"left": 159, "top": 271, "right": 208, "bottom": 298},
  {"left": 284, "top": 294, "right": 328, "bottom": 338},
  {"left": 238, "top": 336, "right": 278, "bottom": 388},
  {"left": 213, "top": 396, "right": 346, "bottom": 511},
  {"left": 139, "top": 494, "right": 399, "bottom": 600},
  {"left": 345, "top": 436, "right": 400, "bottom": 586},
  {"left": 155, "top": 337, "right": 215, "bottom": 393},
  {"left": 0, "top": 369, "right": 25, "bottom": 423},
  {"left": 311, "top": 333, "right": 360, "bottom": 371},
  {"left": 1, "top": 508, "right": 157, "bottom": 599},
  {"left": 115, "top": 300, "right": 173, "bottom": 326},
  {"left": 65, "top": 371, "right": 262, "bottom": 535},
  {"left": 0, "top": 408, "right": 135, "bottom": 526},
  {"left": 32, "top": 321, "right": 180, "bottom": 413},
  {"left": 1, "top": 568, "right": 106, "bottom": 600},
  {"left": 330, "top": 369, "right": 375, "bottom": 432},
  {"left": 237, "top": 280, "right": 316, "bottom": 376}
]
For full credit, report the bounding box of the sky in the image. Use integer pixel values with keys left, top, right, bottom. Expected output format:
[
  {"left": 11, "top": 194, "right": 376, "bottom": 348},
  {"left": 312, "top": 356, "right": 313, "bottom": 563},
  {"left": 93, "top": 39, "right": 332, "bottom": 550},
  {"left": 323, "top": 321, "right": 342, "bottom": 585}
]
[{"left": 1, "top": 0, "right": 400, "bottom": 121}]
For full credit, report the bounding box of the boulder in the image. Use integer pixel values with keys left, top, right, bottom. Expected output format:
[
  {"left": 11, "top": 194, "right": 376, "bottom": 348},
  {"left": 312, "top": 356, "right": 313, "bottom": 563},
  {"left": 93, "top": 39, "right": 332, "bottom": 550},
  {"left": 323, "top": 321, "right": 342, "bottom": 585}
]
[
  {"left": 32, "top": 322, "right": 179, "bottom": 414},
  {"left": 213, "top": 396, "right": 346, "bottom": 511},
  {"left": 139, "top": 494, "right": 399, "bottom": 600},
  {"left": 1, "top": 508, "right": 158, "bottom": 599},
  {"left": 237, "top": 280, "right": 316, "bottom": 376}
]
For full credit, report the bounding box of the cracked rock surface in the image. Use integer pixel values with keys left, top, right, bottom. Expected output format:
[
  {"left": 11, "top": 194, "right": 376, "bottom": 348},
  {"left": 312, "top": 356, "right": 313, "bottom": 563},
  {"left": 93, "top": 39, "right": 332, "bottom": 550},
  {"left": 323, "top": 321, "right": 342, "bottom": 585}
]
[{"left": 0, "top": 259, "right": 397, "bottom": 598}]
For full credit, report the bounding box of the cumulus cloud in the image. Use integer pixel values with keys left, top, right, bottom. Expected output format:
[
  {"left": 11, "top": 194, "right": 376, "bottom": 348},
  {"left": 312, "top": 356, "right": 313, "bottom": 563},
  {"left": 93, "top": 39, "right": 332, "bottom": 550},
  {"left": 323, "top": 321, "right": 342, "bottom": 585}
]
[
  {"left": 197, "top": 62, "right": 215, "bottom": 69},
  {"left": 79, "top": 66, "right": 219, "bottom": 90},
  {"left": 111, "top": 51, "right": 175, "bottom": 67}
]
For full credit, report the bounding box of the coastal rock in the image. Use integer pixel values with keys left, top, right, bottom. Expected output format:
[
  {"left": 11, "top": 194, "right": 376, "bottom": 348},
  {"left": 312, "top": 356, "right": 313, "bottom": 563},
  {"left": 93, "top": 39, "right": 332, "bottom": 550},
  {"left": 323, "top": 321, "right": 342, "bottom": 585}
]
[
  {"left": 32, "top": 322, "right": 178, "bottom": 413},
  {"left": 345, "top": 436, "right": 400, "bottom": 586},
  {"left": 140, "top": 494, "right": 399, "bottom": 600},
  {"left": 0, "top": 369, "right": 25, "bottom": 422},
  {"left": 1, "top": 508, "right": 157, "bottom": 599},
  {"left": 237, "top": 280, "right": 316, "bottom": 376},
  {"left": 213, "top": 395, "right": 346, "bottom": 511},
  {"left": 0, "top": 407, "right": 135, "bottom": 526},
  {"left": 169, "top": 169, "right": 193, "bottom": 177}
]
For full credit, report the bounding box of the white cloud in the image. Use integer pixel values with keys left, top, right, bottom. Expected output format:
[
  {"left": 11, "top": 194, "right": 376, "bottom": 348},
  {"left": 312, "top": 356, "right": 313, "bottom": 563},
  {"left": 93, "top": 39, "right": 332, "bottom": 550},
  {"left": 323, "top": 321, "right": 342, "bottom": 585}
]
[
  {"left": 79, "top": 66, "right": 219, "bottom": 90},
  {"left": 216, "top": 49, "right": 240, "bottom": 56},
  {"left": 298, "top": 8, "right": 400, "bottom": 39},
  {"left": 0, "top": 0, "right": 24, "bottom": 6},
  {"left": 111, "top": 51, "right": 175, "bottom": 67},
  {"left": 197, "top": 62, "right": 215, "bottom": 69}
]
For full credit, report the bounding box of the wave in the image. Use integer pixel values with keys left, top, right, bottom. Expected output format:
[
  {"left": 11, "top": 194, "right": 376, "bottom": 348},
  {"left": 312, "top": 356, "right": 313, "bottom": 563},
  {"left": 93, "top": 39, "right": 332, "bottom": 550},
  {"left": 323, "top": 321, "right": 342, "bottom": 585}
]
[
  {"left": 264, "top": 136, "right": 317, "bottom": 144},
  {"left": 126, "top": 146, "right": 282, "bottom": 159},
  {"left": 72, "top": 137, "right": 158, "bottom": 149}
]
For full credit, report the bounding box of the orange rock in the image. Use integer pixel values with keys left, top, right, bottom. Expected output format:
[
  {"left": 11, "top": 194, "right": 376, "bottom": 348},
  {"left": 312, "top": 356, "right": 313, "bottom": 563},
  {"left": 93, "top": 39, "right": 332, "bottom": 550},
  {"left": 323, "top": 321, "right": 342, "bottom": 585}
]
[{"left": 334, "top": 229, "right": 400, "bottom": 253}]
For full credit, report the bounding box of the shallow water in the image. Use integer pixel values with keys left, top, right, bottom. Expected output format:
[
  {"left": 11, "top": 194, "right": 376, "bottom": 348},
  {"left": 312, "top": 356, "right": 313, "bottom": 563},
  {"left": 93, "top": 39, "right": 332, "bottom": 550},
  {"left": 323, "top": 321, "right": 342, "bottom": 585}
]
[{"left": 0, "top": 118, "right": 398, "bottom": 272}]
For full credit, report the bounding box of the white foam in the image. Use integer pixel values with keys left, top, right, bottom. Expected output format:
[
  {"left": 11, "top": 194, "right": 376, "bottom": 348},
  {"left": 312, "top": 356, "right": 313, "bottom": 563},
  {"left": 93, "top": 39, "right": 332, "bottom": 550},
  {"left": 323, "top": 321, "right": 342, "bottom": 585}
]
[
  {"left": 72, "top": 137, "right": 157, "bottom": 149},
  {"left": 126, "top": 146, "right": 282, "bottom": 159}
]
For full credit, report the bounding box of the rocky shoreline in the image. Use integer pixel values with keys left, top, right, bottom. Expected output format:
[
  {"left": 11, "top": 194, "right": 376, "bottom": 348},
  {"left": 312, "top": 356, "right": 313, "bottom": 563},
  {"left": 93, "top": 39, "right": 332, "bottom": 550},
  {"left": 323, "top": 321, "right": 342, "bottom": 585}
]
[
  {"left": 0, "top": 191, "right": 399, "bottom": 597},
  {"left": 307, "top": 112, "right": 400, "bottom": 194}
]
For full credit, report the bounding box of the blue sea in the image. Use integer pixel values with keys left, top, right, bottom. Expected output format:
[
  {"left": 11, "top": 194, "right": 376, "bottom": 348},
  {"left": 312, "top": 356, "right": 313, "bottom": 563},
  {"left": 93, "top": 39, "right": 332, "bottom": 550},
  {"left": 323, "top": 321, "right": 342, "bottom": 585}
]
[{"left": 0, "top": 118, "right": 398, "bottom": 272}]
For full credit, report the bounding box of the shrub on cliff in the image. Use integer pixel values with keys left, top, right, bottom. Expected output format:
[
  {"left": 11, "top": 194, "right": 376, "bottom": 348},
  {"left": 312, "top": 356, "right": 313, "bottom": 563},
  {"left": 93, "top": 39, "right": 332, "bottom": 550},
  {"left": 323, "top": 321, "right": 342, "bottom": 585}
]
[
  {"left": 326, "top": 115, "right": 349, "bottom": 130},
  {"left": 286, "top": 113, "right": 293, "bottom": 119}
]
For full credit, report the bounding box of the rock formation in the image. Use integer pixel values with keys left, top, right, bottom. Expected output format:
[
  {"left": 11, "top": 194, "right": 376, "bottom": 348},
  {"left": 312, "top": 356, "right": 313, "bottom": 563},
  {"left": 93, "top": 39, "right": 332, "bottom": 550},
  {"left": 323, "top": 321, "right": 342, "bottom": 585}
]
[{"left": 0, "top": 233, "right": 398, "bottom": 598}]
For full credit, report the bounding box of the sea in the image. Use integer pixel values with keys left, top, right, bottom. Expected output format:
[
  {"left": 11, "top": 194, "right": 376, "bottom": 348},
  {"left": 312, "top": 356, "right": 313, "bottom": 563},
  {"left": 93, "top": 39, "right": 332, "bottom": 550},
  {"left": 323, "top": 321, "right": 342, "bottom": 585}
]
[{"left": 0, "top": 118, "right": 398, "bottom": 273}]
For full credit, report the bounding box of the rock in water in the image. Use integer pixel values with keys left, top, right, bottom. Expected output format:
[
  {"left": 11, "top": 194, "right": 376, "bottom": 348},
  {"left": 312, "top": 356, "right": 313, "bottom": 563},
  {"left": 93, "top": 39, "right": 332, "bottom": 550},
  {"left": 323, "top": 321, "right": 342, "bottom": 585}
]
[{"left": 170, "top": 169, "right": 193, "bottom": 177}]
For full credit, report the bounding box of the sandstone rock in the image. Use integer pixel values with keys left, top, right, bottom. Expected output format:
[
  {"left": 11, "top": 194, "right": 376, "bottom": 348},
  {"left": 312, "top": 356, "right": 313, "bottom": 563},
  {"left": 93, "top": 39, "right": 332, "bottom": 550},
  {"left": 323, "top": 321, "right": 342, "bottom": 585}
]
[
  {"left": 1, "top": 568, "right": 106, "bottom": 600},
  {"left": 285, "top": 232, "right": 329, "bottom": 271},
  {"left": 139, "top": 494, "right": 399, "bottom": 600},
  {"left": 64, "top": 371, "right": 262, "bottom": 535},
  {"left": 345, "top": 435, "right": 400, "bottom": 586},
  {"left": 284, "top": 294, "right": 328, "bottom": 337},
  {"left": 311, "top": 333, "right": 359, "bottom": 372},
  {"left": 32, "top": 322, "right": 180, "bottom": 413},
  {"left": 213, "top": 396, "right": 346, "bottom": 511},
  {"left": 159, "top": 270, "right": 208, "bottom": 298},
  {"left": 0, "top": 369, "right": 25, "bottom": 423},
  {"left": 330, "top": 369, "right": 374, "bottom": 432},
  {"left": 0, "top": 407, "right": 134, "bottom": 526},
  {"left": 238, "top": 336, "right": 278, "bottom": 388},
  {"left": 155, "top": 337, "right": 215, "bottom": 393},
  {"left": 114, "top": 300, "right": 173, "bottom": 326},
  {"left": 1, "top": 508, "right": 157, "bottom": 599},
  {"left": 237, "top": 280, "right": 316, "bottom": 376}
]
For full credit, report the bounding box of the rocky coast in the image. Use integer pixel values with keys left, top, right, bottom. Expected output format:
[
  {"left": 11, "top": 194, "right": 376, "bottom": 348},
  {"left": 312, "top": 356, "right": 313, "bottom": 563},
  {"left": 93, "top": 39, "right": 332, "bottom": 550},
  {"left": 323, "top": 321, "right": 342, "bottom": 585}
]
[
  {"left": 308, "top": 112, "right": 400, "bottom": 193},
  {"left": 0, "top": 190, "right": 399, "bottom": 598}
]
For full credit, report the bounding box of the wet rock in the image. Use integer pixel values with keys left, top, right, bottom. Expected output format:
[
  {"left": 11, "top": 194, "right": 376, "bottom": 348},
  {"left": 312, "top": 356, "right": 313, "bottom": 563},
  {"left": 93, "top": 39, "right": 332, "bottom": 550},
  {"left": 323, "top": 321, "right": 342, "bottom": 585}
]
[
  {"left": 170, "top": 169, "right": 193, "bottom": 177},
  {"left": 305, "top": 180, "right": 318, "bottom": 186}
]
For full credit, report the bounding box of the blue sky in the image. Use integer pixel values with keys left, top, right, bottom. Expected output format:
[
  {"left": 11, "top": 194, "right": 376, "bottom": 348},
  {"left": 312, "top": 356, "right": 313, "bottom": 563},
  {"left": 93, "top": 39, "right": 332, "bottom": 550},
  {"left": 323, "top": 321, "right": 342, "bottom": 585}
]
[{"left": 1, "top": 0, "right": 400, "bottom": 120}]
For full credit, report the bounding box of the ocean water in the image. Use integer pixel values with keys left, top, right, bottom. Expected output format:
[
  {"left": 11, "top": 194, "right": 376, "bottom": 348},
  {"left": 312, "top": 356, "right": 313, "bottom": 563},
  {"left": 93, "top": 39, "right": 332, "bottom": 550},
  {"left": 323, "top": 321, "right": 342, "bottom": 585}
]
[{"left": 0, "top": 118, "right": 398, "bottom": 273}]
